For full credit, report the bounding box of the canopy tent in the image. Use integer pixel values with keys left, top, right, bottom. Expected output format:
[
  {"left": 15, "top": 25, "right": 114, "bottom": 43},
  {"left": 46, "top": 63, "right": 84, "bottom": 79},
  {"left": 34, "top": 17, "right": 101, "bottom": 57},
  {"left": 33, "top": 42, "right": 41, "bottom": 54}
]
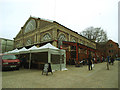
[
  {"left": 29, "top": 43, "right": 66, "bottom": 71},
  {"left": 5, "top": 43, "right": 66, "bottom": 71},
  {"left": 5, "top": 44, "right": 58, "bottom": 54}
]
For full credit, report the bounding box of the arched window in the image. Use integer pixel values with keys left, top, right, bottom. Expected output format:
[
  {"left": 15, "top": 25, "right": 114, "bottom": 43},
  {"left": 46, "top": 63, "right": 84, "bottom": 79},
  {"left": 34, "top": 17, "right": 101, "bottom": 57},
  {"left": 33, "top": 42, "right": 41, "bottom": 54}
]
[
  {"left": 26, "top": 39, "right": 32, "bottom": 45},
  {"left": 41, "top": 33, "right": 51, "bottom": 41},
  {"left": 24, "top": 19, "right": 36, "bottom": 33},
  {"left": 72, "top": 38, "right": 76, "bottom": 42},
  {"left": 58, "top": 34, "right": 66, "bottom": 41}
]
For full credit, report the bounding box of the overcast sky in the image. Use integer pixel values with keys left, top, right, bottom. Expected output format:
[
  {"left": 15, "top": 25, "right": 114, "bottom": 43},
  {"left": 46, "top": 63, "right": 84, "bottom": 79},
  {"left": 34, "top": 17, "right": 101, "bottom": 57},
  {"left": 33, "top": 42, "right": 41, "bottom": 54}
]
[{"left": 0, "top": 0, "right": 119, "bottom": 44}]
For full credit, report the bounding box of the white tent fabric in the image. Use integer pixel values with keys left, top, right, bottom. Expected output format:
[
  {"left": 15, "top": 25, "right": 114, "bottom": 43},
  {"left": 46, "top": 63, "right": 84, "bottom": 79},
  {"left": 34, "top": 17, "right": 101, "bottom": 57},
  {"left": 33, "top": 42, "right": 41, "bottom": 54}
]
[
  {"left": 5, "top": 43, "right": 58, "bottom": 54},
  {"left": 5, "top": 51, "right": 10, "bottom": 54},
  {"left": 7, "top": 48, "right": 19, "bottom": 54},
  {"left": 19, "top": 47, "right": 28, "bottom": 52},
  {"left": 30, "top": 43, "right": 60, "bottom": 53},
  {"left": 13, "top": 48, "right": 19, "bottom": 51},
  {"left": 28, "top": 46, "right": 38, "bottom": 51},
  {"left": 10, "top": 48, "right": 19, "bottom": 54},
  {"left": 38, "top": 43, "right": 59, "bottom": 50},
  {"left": 5, "top": 48, "right": 28, "bottom": 54},
  {"left": 19, "top": 47, "right": 29, "bottom": 53}
]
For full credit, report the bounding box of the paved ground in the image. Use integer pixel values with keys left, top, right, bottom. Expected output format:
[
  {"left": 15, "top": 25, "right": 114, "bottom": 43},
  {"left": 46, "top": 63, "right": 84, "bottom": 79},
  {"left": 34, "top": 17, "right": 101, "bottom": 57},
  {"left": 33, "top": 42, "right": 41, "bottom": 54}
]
[{"left": 2, "top": 61, "right": 119, "bottom": 88}]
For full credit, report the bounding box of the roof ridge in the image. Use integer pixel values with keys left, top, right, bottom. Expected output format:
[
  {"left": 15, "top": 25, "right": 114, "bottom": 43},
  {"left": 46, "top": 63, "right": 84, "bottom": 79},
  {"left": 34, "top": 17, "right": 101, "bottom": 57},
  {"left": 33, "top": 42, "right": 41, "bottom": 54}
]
[{"left": 30, "top": 16, "right": 54, "bottom": 22}]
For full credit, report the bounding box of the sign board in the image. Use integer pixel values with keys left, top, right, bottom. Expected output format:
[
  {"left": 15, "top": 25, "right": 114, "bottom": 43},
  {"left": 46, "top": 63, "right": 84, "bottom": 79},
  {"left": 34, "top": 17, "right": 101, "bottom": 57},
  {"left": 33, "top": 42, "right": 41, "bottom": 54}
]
[{"left": 42, "top": 63, "right": 53, "bottom": 75}]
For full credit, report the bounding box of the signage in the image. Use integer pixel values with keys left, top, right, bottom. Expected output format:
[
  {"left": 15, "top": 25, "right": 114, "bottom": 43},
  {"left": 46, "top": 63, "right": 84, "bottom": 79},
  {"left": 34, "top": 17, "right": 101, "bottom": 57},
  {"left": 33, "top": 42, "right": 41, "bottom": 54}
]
[{"left": 42, "top": 63, "right": 53, "bottom": 75}]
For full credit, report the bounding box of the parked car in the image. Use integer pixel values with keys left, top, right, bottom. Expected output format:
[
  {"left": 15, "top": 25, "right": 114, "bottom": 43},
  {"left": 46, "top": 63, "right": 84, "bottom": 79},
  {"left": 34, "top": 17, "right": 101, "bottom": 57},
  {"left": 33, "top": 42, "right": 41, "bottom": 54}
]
[
  {"left": 115, "top": 58, "right": 120, "bottom": 61},
  {"left": 0, "top": 54, "right": 20, "bottom": 70}
]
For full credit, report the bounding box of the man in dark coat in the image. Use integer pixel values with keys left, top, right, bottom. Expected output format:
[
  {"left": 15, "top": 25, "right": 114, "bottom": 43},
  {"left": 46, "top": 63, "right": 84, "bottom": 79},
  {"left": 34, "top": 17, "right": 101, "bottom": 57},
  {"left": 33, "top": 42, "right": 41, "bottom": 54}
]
[
  {"left": 21, "top": 55, "right": 27, "bottom": 68},
  {"left": 107, "top": 56, "right": 110, "bottom": 70},
  {"left": 111, "top": 56, "right": 114, "bottom": 65},
  {"left": 88, "top": 54, "right": 93, "bottom": 71}
]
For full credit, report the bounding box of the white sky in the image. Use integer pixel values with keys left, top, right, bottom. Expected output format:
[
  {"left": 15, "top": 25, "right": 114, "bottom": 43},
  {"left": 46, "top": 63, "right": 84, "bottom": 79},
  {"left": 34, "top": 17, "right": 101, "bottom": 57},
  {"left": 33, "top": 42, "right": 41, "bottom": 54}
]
[{"left": 0, "top": 0, "right": 119, "bottom": 44}]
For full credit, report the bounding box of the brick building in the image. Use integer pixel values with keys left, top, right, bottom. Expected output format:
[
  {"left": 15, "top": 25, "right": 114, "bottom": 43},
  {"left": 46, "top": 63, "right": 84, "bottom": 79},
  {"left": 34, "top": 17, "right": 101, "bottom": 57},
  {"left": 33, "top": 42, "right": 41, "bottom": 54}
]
[
  {"left": 14, "top": 16, "right": 97, "bottom": 64},
  {"left": 97, "top": 40, "right": 119, "bottom": 58}
]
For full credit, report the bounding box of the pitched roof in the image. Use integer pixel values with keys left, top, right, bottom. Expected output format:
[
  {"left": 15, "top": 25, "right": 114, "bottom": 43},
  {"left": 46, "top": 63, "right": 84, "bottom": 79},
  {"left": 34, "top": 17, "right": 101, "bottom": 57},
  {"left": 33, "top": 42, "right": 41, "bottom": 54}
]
[{"left": 16, "top": 16, "right": 96, "bottom": 44}]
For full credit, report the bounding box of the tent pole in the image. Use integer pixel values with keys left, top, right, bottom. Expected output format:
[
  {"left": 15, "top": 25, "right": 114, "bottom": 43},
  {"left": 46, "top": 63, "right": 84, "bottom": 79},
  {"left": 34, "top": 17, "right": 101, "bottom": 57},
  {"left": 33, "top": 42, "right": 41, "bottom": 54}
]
[{"left": 48, "top": 49, "right": 50, "bottom": 63}]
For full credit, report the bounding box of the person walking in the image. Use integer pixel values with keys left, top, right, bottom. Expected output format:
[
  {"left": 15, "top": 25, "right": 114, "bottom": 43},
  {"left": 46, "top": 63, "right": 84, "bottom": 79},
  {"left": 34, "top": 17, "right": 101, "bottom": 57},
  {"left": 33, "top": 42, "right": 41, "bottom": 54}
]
[
  {"left": 107, "top": 56, "right": 110, "bottom": 70},
  {"left": 88, "top": 54, "right": 93, "bottom": 71},
  {"left": 110, "top": 56, "right": 114, "bottom": 65},
  {"left": 21, "top": 55, "right": 27, "bottom": 68}
]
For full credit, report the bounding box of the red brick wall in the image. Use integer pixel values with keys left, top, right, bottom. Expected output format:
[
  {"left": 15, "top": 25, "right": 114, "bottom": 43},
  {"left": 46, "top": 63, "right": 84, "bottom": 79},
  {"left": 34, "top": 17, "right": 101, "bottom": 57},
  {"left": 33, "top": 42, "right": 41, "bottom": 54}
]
[
  {"left": 105, "top": 40, "right": 119, "bottom": 58},
  {"left": 96, "top": 40, "right": 119, "bottom": 58}
]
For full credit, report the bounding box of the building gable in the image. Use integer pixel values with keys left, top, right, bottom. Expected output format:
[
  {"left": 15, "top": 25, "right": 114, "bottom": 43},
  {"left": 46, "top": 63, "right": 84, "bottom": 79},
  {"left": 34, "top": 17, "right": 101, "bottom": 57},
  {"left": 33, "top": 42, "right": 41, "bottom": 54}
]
[{"left": 15, "top": 17, "right": 54, "bottom": 39}]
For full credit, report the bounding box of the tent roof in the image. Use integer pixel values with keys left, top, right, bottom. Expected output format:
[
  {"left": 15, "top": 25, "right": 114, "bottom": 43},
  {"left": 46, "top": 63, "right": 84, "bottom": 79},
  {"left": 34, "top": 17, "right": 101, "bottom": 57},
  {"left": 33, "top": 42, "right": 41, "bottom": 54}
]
[
  {"left": 28, "top": 46, "right": 38, "bottom": 50},
  {"left": 6, "top": 43, "right": 62, "bottom": 54},
  {"left": 10, "top": 48, "right": 19, "bottom": 53},
  {"left": 7, "top": 48, "right": 19, "bottom": 54},
  {"left": 38, "top": 43, "right": 59, "bottom": 50},
  {"left": 19, "top": 47, "right": 28, "bottom": 52},
  {"left": 12, "top": 48, "right": 19, "bottom": 52}
]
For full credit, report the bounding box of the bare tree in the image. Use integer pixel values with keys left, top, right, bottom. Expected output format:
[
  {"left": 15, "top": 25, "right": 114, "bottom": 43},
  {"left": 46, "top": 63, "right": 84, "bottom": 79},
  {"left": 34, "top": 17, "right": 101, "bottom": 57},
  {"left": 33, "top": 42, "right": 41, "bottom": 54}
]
[{"left": 80, "top": 27, "right": 108, "bottom": 43}]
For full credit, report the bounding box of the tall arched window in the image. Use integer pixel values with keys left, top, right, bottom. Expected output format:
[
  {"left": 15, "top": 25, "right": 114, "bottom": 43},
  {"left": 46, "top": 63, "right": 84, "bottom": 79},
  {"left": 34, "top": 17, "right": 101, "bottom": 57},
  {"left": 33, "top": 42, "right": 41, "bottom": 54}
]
[
  {"left": 26, "top": 39, "right": 32, "bottom": 45},
  {"left": 24, "top": 19, "right": 36, "bottom": 33},
  {"left": 58, "top": 34, "right": 66, "bottom": 41},
  {"left": 41, "top": 33, "right": 51, "bottom": 41}
]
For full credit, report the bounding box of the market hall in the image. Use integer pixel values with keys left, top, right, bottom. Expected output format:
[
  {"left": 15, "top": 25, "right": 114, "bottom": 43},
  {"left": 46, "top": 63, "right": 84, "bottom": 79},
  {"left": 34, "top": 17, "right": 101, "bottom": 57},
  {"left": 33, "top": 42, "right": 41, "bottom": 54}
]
[{"left": 14, "top": 16, "right": 97, "bottom": 67}]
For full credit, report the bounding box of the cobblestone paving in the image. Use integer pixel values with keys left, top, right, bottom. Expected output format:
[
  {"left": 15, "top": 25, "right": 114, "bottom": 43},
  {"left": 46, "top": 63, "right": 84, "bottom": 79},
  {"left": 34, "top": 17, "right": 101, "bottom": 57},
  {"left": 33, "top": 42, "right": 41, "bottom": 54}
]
[{"left": 2, "top": 61, "right": 119, "bottom": 88}]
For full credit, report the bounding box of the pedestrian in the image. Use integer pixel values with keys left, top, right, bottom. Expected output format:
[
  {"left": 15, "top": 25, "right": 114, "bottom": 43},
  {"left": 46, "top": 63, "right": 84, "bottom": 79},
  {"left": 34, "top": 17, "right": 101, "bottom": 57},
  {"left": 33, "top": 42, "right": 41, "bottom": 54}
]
[
  {"left": 111, "top": 56, "right": 114, "bottom": 65},
  {"left": 102, "top": 57, "right": 105, "bottom": 62},
  {"left": 92, "top": 57, "right": 95, "bottom": 64},
  {"left": 21, "top": 55, "right": 27, "bottom": 68},
  {"left": 88, "top": 54, "right": 93, "bottom": 71},
  {"left": 83, "top": 59, "right": 85, "bottom": 65},
  {"left": 18, "top": 55, "right": 22, "bottom": 67},
  {"left": 102, "top": 57, "right": 104, "bottom": 62},
  {"left": 107, "top": 56, "right": 110, "bottom": 70},
  {"left": 109, "top": 56, "right": 111, "bottom": 64}
]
